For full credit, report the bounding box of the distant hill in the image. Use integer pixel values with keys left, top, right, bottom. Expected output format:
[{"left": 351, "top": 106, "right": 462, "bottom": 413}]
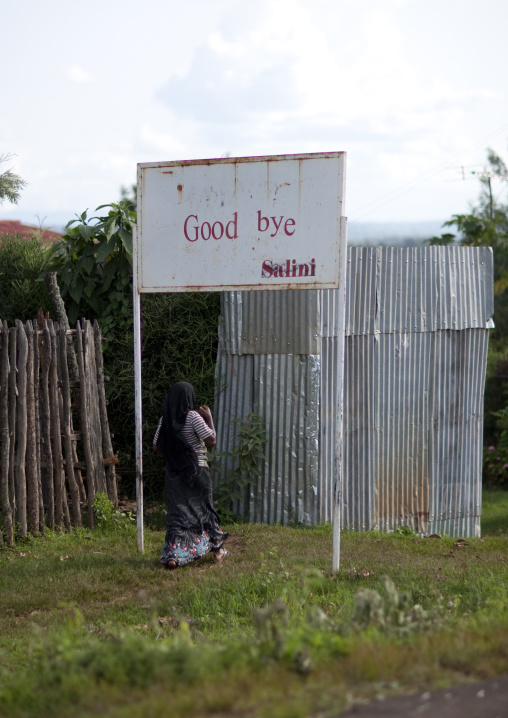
[
  {"left": 0, "top": 220, "right": 62, "bottom": 244},
  {"left": 347, "top": 220, "right": 445, "bottom": 246},
  {"left": 0, "top": 210, "right": 70, "bottom": 235}
]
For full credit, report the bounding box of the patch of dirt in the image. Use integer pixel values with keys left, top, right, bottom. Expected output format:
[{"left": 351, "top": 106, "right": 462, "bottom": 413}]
[
  {"left": 344, "top": 566, "right": 374, "bottom": 578},
  {"left": 157, "top": 616, "right": 180, "bottom": 628},
  {"left": 340, "top": 676, "right": 508, "bottom": 718},
  {"left": 117, "top": 499, "right": 164, "bottom": 515},
  {"left": 224, "top": 534, "right": 243, "bottom": 548}
]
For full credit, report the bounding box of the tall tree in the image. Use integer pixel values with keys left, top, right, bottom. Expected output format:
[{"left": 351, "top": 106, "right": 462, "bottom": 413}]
[
  {"left": 428, "top": 148, "right": 508, "bottom": 249},
  {"left": 0, "top": 154, "right": 26, "bottom": 205},
  {"left": 432, "top": 148, "right": 508, "bottom": 455}
]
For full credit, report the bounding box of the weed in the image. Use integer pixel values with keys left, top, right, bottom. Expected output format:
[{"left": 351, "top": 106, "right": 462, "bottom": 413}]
[
  {"left": 394, "top": 524, "right": 418, "bottom": 537},
  {"left": 351, "top": 576, "right": 444, "bottom": 636},
  {"left": 92, "top": 492, "right": 135, "bottom": 534},
  {"left": 213, "top": 413, "right": 267, "bottom": 521}
]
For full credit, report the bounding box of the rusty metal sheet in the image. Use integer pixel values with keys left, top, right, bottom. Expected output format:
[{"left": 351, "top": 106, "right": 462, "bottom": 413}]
[
  {"left": 215, "top": 247, "right": 492, "bottom": 537},
  {"left": 344, "top": 328, "right": 487, "bottom": 536},
  {"left": 345, "top": 246, "right": 494, "bottom": 336}
]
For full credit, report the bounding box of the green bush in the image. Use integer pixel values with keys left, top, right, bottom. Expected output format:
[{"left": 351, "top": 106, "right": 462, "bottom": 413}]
[
  {"left": 46, "top": 202, "right": 135, "bottom": 336},
  {"left": 103, "top": 291, "right": 221, "bottom": 499},
  {"left": 212, "top": 413, "right": 267, "bottom": 522},
  {"left": 0, "top": 234, "right": 52, "bottom": 323}
]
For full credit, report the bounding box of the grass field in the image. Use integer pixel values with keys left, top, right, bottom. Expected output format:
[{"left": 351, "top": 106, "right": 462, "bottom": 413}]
[{"left": 0, "top": 491, "right": 507, "bottom": 718}]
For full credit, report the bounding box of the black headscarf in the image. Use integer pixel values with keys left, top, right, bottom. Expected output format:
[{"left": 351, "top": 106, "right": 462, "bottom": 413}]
[{"left": 156, "top": 381, "right": 200, "bottom": 480}]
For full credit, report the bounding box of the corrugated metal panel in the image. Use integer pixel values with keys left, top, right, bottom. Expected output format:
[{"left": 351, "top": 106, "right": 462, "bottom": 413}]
[
  {"left": 346, "top": 246, "right": 494, "bottom": 335},
  {"left": 214, "top": 352, "right": 320, "bottom": 525},
  {"left": 343, "top": 329, "right": 488, "bottom": 535},
  {"left": 220, "top": 247, "right": 494, "bottom": 350},
  {"left": 342, "top": 335, "right": 379, "bottom": 531},
  {"left": 427, "top": 329, "right": 487, "bottom": 534},
  {"left": 215, "top": 246, "right": 493, "bottom": 536},
  {"left": 214, "top": 353, "right": 254, "bottom": 476},
  {"left": 427, "top": 517, "right": 481, "bottom": 538},
  {"left": 220, "top": 290, "right": 321, "bottom": 355},
  {"left": 321, "top": 288, "right": 342, "bottom": 338}
]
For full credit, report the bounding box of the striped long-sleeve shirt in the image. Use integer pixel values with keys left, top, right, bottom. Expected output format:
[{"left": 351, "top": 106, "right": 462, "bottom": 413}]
[{"left": 153, "top": 411, "right": 215, "bottom": 466}]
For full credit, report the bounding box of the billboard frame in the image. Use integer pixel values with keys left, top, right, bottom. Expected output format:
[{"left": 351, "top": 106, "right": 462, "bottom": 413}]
[{"left": 133, "top": 151, "right": 348, "bottom": 572}]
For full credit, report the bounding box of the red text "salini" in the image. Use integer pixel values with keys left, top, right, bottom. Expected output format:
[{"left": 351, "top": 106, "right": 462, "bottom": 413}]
[{"left": 261, "top": 259, "right": 316, "bottom": 278}]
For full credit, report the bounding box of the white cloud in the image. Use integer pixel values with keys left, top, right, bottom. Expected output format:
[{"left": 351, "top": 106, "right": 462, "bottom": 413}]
[
  {"left": 67, "top": 66, "right": 93, "bottom": 84},
  {"left": 2, "top": 0, "right": 508, "bottom": 225},
  {"left": 140, "top": 125, "right": 187, "bottom": 157}
]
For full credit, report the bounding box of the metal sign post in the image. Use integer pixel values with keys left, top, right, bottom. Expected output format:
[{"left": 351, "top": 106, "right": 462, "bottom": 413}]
[
  {"left": 133, "top": 152, "right": 347, "bottom": 569},
  {"left": 132, "top": 226, "right": 144, "bottom": 552}
]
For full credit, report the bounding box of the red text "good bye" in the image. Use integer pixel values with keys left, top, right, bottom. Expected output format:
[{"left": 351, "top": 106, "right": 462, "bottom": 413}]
[{"left": 257, "top": 211, "right": 296, "bottom": 237}]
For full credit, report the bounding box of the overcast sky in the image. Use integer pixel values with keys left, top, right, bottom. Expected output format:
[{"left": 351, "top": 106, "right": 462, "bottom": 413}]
[{"left": 1, "top": 0, "right": 508, "bottom": 230}]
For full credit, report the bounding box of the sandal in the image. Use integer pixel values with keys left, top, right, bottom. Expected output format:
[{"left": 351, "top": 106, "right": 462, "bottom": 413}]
[{"left": 214, "top": 548, "right": 229, "bottom": 562}]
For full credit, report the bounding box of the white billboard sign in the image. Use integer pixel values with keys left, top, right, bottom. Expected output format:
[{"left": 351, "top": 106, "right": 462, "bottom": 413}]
[
  {"left": 133, "top": 151, "right": 348, "bottom": 572},
  {"left": 136, "top": 152, "right": 346, "bottom": 292}
]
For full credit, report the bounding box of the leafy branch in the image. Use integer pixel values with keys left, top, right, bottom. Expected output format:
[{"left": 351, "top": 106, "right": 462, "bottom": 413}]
[
  {"left": 45, "top": 200, "right": 135, "bottom": 340},
  {"left": 212, "top": 413, "right": 267, "bottom": 521},
  {"left": 0, "top": 153, "right": 27, "bottom": 205}
]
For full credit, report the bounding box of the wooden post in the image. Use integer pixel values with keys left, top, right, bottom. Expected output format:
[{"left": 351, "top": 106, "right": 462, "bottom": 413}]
[
  {"left": 44, "top": 272, "right": 79, "bottom": 382},
  {"left": 73, "top": 443, "right": 87, "bottom": 503},
  {"left": 83, "top": 322, "right": 107, "bottom": 496},
  {"left": 49, "top": 321, "right": 64, "bottom": 529},
  {"left": 76, "top": 320, "right": 95, "bottom": 528},
  {"left": 33, "top": 320, "right": 45, "bottom": 534},
  {"left": 67, "top": 328, "right": 86, "bottom": 504},
  {"left": 59, "top": 324, "right": 82, "bottom": 527},
  {"left": 62, "top": 486, "right": 72, "bottom": 532},
  {"left": 41, "top": 321, "right": 54, "bottom": 529},
  {"left": 15, "top": 320, "right": 28, "bottom": 538},
  {"left": 54, "top": 324, "right": 71, "bottom": 532},
  {"left": 25, "top": 321, "right": 39, "bottom": 534},
  {"left": 8, "top": 327, "right": 16, "bottom": 520},
  {"left": 0, "top": 322, "right": 13, "bottom": 546},
  {"left": 93, "top": 321, "right": 118, "bottom": 507}
]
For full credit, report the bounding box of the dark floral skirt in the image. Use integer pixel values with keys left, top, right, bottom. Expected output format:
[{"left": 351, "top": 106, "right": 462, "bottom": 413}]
[{"left": 160, "top": 465, "right": 228, "bottom": 567}]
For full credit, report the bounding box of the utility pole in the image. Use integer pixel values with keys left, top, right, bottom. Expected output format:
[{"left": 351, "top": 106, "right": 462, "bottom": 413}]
[
  {"left": 457, "top": 166, "right": 508, "bottom": 218},
  {"left": 470, "top": 170, "right": 495, "bottom": 219}
]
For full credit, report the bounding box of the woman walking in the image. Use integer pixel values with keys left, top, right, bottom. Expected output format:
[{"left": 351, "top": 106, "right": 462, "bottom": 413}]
[{"left": 154, "top": 381, "right": 228, "bottom": 569}]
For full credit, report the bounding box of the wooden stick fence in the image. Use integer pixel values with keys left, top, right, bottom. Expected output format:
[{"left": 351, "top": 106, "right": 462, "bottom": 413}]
[{"left": 0, "top": 318, "right": 117, "bottom": 545}]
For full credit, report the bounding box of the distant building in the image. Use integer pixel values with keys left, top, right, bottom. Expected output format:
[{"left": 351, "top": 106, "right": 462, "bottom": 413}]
[{"left": 0, "top": 220, "right": 62, "bottom": 244}]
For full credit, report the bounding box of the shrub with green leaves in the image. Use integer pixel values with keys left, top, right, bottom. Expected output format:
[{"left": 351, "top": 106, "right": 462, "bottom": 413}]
[
  {"left": 484, "top": 444, "right": 508, "bottom": 489},
  {"left": 351, "top": 576, "right": 444, "bottom": 637},
  {"left": 0, "top": 234, "right": 52, "bottom": 322},
  {"left": 47, "top": 201, "right": 135, "bottom": 336},
  {"left": 91, "top": 492, "right": 135, "bottom": 533},
  {"left": 212, "top": 413, "right": 267, "bottom": 521}
]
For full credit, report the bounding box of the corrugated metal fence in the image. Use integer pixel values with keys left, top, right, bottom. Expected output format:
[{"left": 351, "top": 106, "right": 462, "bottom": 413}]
[{"left": 214, "top": 246, "right": 494, "bottom": 537}]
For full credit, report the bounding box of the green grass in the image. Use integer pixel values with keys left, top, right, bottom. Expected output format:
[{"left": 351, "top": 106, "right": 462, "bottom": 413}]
[
  {"left": 0, "top": 492, "right": 507, "bottom": 717},
  {"left": 482, "top": 489, "right": 508, "bottom": 535}
]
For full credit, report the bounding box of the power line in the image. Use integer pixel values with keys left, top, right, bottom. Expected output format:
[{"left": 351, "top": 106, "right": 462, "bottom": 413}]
[{"left": 349, "top": 123, "right": 508, "bottom": 221}]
